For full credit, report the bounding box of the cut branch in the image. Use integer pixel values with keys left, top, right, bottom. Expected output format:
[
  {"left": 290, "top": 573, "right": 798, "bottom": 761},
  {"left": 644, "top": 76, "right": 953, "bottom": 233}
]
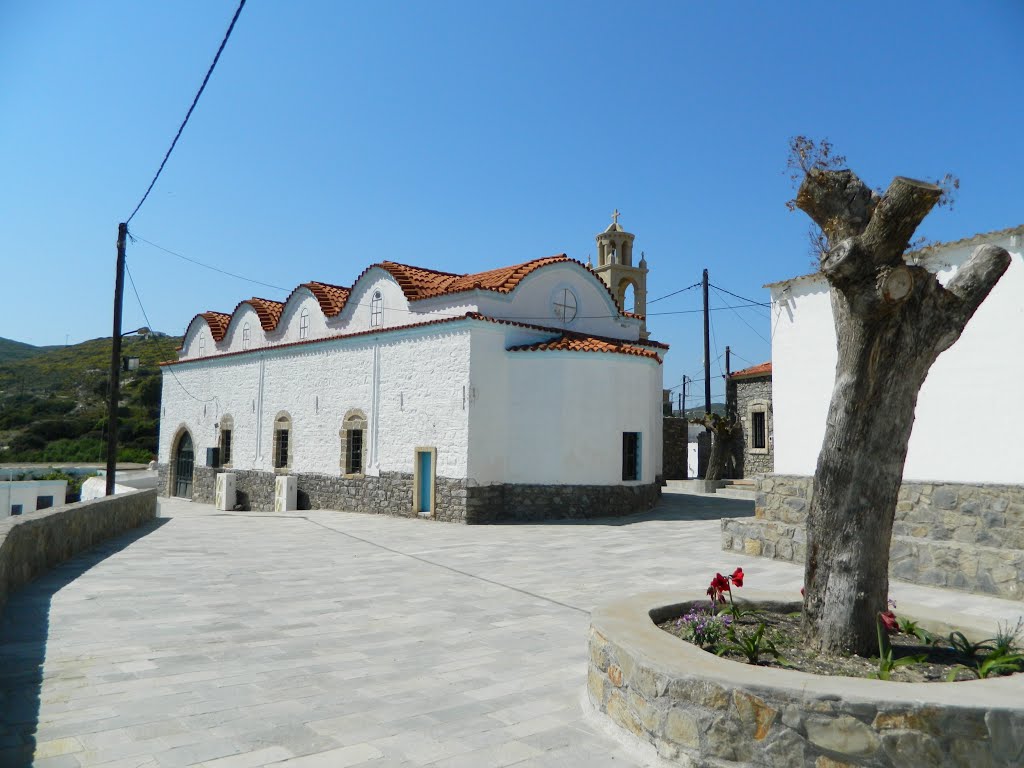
[
  {"left": 795, "top": 169, "right": 878, "bottom": 247},
  {"left": 860, "top": 177, "right": 943, "bottom": 267}
]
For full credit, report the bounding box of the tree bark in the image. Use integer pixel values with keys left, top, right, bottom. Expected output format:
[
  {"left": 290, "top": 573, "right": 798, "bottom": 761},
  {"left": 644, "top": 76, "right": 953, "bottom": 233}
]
[
  {"left": 797, "top": 170, "right": 1011, "bottom": 655},
  {"left": 696, "top": 414, "right": 739, "bottom": 482}
]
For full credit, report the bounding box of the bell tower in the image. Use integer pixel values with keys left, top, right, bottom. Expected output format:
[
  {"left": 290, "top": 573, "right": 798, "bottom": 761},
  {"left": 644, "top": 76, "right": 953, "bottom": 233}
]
[{"left": 592, "top": 210, "right": 649, "bottom": 338}]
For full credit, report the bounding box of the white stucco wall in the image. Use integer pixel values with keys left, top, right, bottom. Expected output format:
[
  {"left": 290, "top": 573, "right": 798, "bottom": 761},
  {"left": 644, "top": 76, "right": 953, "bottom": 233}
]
[
  {"left": 466, "top": 324, "right": 664, "bottom": 486},
  {"left": 770, "top": 232, "right": 1024, "bottom": 484},
  {"left": 159, "top": 325, "right": 472, "bottom": 479},
  {"left": 0, "top": 480, "right": 67, "bottom": 517}
]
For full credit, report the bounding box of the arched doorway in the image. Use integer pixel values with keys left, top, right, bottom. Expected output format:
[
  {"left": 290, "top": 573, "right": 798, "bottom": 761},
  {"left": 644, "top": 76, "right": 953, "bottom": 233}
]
[{"left": 173, "top": 430, "right": 194, "bottom": 498}]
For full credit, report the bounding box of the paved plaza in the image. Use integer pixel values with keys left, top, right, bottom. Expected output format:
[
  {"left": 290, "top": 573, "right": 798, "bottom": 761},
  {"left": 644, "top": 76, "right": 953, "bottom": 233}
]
[{"left": 2, "top": 492, "right": 1022, "bottom": 767}]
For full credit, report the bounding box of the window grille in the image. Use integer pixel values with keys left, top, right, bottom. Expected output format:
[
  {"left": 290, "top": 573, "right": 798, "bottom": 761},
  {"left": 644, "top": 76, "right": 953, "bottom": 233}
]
[
  {"left": 242, "top": 323, "right": 251, "bottom": 350},
  {"left": 347, "top": 430, "right": 363, "bottom": 474},
  {"left": 221, "top": 429, "right": 232, "bottom": 465},
  {"left": 751, "top": 411, "right": 767, "bottom": 449},
  {"left": 273, "top": 414, "right": 291, "bottom": 469},
  {"left": 299, "top": 308, "right": 310, "bottom": 339},
  {"left": 199, "top": 333, "right": 206, "bottom": 356}
]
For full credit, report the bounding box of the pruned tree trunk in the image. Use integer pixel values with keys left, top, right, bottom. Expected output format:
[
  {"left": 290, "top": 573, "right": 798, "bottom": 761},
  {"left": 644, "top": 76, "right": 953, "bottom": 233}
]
[
  {"left": 796, "top": 170, "right": 1011, "bottom": 655},
  {"left": 695, "top": 414, "right": 740, "bottom": 482}
]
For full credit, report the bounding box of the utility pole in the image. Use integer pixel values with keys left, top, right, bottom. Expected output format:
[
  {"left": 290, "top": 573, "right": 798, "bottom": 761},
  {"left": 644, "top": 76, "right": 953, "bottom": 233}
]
[
  {"left": 681, "top": 375, "right": 688, "bottom": 417},
  {"left": 106, "top": 223, "right": 127, "bottom": 496},
  {"left": 702, "top": 268, "right": 711, "bottom": 421},
  {"left": 725, "top": 345, "right": 731, "bottom": 376}
]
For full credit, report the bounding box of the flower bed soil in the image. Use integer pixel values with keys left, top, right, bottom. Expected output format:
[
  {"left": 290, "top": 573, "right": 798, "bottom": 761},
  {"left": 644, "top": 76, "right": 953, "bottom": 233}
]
[{"left": 658, "top": 607, "right": 1015, "bottom": 683}]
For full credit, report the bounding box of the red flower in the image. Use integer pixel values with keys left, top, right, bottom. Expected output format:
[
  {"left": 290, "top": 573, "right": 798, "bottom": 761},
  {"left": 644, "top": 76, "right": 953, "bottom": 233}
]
[
  {"left": 708, "top": 573, "right": 731, "bottom": 603},
  {"left": 731, "top": 567, "right": 744, "bottom": 588},
  {"left": 880, "top": 610, "right": 898, "bottom": 632},
  {"left": 800, "top": 587, "right": 805, "bottom": 597}
]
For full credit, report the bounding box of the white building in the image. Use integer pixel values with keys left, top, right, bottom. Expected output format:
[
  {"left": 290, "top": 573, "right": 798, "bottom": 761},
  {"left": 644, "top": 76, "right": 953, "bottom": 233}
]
[
  {"left": 768, "top": 224, "right": 1023, "bottom": 484},
  {"left": 1, "top": 479, "right": 68, "bottom": 518},
  {"left": 157, "top": 219, "right": 667, "bottom": 522}
]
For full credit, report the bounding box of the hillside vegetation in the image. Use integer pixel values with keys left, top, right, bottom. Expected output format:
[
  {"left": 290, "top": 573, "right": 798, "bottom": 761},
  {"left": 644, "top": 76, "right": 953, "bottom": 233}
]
[{"left": 0, "top": 335, "right": 181, "bottom": 463}]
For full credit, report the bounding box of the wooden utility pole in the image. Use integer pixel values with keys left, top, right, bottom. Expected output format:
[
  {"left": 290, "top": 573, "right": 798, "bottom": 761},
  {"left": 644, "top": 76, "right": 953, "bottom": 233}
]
[
  {"left": 725, "top": 345, "right": 731, "bottom": 376},
  {"left": 702, "top": 268, "right": 711, "bottom": 419},
  {"left": 105, "top": 223, "right": 127, "bottom": 496}
]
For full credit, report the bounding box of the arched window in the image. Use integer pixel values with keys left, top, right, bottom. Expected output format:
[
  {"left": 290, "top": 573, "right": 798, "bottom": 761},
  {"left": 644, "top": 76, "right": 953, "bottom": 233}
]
[
  {"left": 370, "top": 291, "right": 383, "bottom": 327},
  {"left": 242, "top": 322, "right": 251, "bottom": 350},
  {"left": 273, "top": 412, "right": 291, "bottom": 470},
  {"left": 198, "top": 332, "right": 206, "bottom": 357},
  {"left": 219, "top": 415, "right": 234, "bottom": 466},
  {"left": 340, "top": 409, "right": 367, "bottom": 475},
  {"left": 620, "top": 280, "right": 637, "bottom": 314},
  {"left": 299, "top": 308, "right": 310, "bottom": 339}
]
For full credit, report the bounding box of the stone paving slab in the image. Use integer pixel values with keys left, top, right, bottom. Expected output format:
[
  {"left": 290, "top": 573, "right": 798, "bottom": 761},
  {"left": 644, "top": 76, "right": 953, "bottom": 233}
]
[{"left": 1, "top": 492, "right": 1022, "bottom": 767}]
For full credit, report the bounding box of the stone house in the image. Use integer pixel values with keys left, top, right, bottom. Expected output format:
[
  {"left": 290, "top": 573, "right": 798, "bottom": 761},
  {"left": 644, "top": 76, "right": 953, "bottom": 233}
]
[
  {"left": 723, "top": 224, "right": 1024, "bottom": 599},
  {"left": 157, "top": 217, "right": 667, "bottom": 522},
  {"left": 725, "top": 362, "right": 773, "bottom": 478}
]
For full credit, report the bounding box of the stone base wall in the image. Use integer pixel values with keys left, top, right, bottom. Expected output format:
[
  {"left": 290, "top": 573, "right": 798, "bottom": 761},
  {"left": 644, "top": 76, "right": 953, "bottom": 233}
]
[
  {"left": 158, "top": 465, "right": 661, "bottom": 524},
  {"left": 0, "top": 489, "right": 157, "bottom": 618},
  {"left": 663, "top": 417, "right": 688, "bottom": 481},
  {"left": 722, "top": 474, "right": 1024, "bottom": 600},
  {"left": 590, "top": 592, "right": 1024, "bottom": 768}
]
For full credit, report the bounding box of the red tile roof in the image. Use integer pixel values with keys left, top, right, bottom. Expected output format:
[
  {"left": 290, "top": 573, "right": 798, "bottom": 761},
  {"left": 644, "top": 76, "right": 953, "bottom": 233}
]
[
  {"left": 508, "top": 333, "right": 662, "bottom": 361},
  {"left": 370, "top": 256, "right": 573, "bottom": 301},
  {"left": 164, "top": 312, "right": 666, "bottom": 366},
  {"left": 198, "top": 312, "right": 231, "bottom": 342},
  {"left": 729, "top": 361, "right": 772, "bottom": 379},
  {"left": 243, "top": 297, "right": 285, "bottom": 331},
  {"left": 303, "top": 281, "right": 350, "bottom": 317}
]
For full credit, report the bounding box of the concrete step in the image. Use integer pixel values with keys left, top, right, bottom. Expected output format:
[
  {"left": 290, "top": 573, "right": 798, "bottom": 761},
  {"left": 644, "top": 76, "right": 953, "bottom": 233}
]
[{"left": 714, "top": 488, "right": 757, "bottom": 501}]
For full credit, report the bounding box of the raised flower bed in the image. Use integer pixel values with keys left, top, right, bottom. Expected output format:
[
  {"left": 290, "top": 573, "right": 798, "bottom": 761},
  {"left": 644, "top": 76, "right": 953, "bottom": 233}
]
[{"left": 588, "top": 590, "right": 1024, "bottom": 767}]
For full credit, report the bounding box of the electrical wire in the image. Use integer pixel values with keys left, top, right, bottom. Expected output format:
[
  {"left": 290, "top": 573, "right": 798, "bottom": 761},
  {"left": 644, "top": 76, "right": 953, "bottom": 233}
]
[
  {"left": 132, "top": 234, "right": 289, "bottom": 293},
  {"left": 708, "top": 282, "right": 770, "bottom": 308},
  {"left": 125, "top": 0, "right": 247, "bottom": 224},
  {"left": 646, "top": 282, "right": 701, "bottom": 306},
  {"left": 711, "top": 285, "right": 770, "bottom": 344},
  {"left": 125, "top": 260, "right": 218, "bottom": 406}
]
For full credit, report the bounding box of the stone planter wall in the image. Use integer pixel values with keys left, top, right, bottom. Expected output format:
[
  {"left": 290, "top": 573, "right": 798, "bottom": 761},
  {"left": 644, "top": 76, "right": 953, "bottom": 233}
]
[
  {"left": 589, "top": 591, "right": 1024, "bottom": 767},
  {"left": 722, "top": 475, "right": 1024, "bottom": 601},
  {"left": 0, "top": 489, "right": 157, "bottom": 618}
]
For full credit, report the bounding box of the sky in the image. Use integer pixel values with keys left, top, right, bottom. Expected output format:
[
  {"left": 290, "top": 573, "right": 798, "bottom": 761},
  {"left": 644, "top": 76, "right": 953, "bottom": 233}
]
[{"left": 2, "top": 0, "right": 1022, "bottom": 408}]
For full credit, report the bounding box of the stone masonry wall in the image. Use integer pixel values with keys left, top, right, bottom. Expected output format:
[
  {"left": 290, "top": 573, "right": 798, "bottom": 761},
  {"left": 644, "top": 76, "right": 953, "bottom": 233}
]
[
  {"left": 161, "top": 464, "right": 661, "bottom": 524},
  {"left": 589, "top": 594, "right": 1024, "bottom": 768},
  {"left": 722, "top": 475, "right": 1024, "bottom": 600},
  {"left": 726, "top": 374, "right": 773, "bottom": 478},
  {"left": 0, "top": 489, "right": 157, "bottom": 618},
  {"left": 662, "top": 417, "right": 687, "bottom": 481}
]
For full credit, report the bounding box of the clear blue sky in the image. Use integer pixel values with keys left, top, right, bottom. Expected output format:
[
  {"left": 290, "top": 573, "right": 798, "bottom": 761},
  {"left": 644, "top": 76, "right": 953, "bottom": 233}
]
[{"left": 2, "top": 1, "right": 1021, "bottom": 407}]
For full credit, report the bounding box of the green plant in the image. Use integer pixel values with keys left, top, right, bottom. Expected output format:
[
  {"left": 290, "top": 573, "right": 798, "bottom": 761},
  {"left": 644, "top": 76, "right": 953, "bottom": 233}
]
[
  {"left": 716, "top": 622, "right": 788, "bottom": 666},
  {"left": 676, "top": 607, "right": 731, "bottom": 648},
  {"left": 992, "top": 618, "right": 1024, "bottom": 656},
  {"left": 947, "top": 631, "right": 994, "bottom": 660},
  {"left": 896, "top": 616, "right": 935, "bottom": 646},
  {"left": 947, "top": 648, "right": 1024, "bottom": 681},
  {"left": 870, "top": 619, "right": 926, "bottom": 681}
]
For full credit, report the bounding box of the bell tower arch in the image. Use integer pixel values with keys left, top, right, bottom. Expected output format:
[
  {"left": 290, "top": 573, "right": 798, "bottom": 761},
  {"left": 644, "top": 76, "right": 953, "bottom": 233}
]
[{"left": 592, "top": 210, "right": 649, "bottom": 338}]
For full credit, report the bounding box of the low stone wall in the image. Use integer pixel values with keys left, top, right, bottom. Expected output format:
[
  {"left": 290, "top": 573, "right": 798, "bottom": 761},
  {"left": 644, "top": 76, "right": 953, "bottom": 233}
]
[
  {"left": 158, "top": 464, "right": 660, "bottom": 524},
  {"left": 159, "top": 462, "right": 659, "bottom": 524},
  {"left": 722, "top": 475, "right": 1024, "bottom": 601},
  {"left": 589, "top": 591, "right": 1024, "bottom": 767},
  {"left": 0, "top": 489, "right": 157, "bottom": 618}
]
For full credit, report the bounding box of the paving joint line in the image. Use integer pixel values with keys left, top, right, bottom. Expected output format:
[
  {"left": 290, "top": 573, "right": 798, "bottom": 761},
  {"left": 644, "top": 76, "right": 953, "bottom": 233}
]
[{"left": 217, "top": 512, "right": 590, "bottom": 615}]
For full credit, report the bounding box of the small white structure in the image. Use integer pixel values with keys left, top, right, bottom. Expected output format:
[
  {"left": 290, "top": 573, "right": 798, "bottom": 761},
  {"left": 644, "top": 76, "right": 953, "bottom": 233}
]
[
  {"left": 768, "top": 225, "right": 1024, "bottom": 484},
  {"left": 158, "top": 217, "right": 667, "bottom": 522},
  {"left": 0, "top": 479, "right": 67, "bottom": 518}
]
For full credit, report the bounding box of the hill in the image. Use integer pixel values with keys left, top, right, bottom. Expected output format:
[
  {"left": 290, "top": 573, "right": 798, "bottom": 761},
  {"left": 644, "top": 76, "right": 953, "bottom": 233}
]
[
  {"left": 683, "top": 403, "right": 727, "bottom": 419},
  {"left": 0, "top": 336, "right": 59, "bottom": 363},
  {"left": 0, "top": 334, "right": 182, "bottom": 463}
]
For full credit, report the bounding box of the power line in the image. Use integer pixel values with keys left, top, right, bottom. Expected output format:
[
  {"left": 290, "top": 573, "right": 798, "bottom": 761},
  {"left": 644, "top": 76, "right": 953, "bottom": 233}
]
[
  {"left": 647, "top": 282, "right": 701, "bottom": 306},
  {"left": 125, "top": 259, "right": 218, "bottom": 405},
  {"left": 709, "top": 282, "right": 770, "bottom": 308},
  {"left": 125, "top": 0, "right": 247, "bottom": 224},
  {"left": 711, "top": 285, "right": 770, "bottom": 344},
  {"left": 132, "top": 233, "right": 289, "bottom": 293}
]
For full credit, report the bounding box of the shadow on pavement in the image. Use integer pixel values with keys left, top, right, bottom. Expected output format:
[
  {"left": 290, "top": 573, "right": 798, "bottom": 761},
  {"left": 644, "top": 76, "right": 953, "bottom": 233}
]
[
  {"left": 0, "top": 518, "right": 169, "bottom": 766},
  {"left": 504, "top": 492, "right": 755, "bottom": 526}
]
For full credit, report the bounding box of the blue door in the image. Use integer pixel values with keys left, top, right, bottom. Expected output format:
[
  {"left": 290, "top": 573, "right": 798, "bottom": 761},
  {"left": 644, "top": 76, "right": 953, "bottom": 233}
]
[{"left": 417, "top": 450, "right": 432, "bottom": 515}]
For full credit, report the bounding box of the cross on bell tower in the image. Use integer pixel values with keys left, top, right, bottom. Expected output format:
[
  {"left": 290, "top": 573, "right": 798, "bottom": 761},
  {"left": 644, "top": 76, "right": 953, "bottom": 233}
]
[{"left": 592, "top": 210, "right": 649, "bottom": 338}]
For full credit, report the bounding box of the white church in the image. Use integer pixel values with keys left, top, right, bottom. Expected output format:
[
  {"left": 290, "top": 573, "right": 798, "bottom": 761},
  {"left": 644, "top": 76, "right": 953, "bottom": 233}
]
[{"left": 157, "top": 216, "right": 668, "bottom": 522}]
